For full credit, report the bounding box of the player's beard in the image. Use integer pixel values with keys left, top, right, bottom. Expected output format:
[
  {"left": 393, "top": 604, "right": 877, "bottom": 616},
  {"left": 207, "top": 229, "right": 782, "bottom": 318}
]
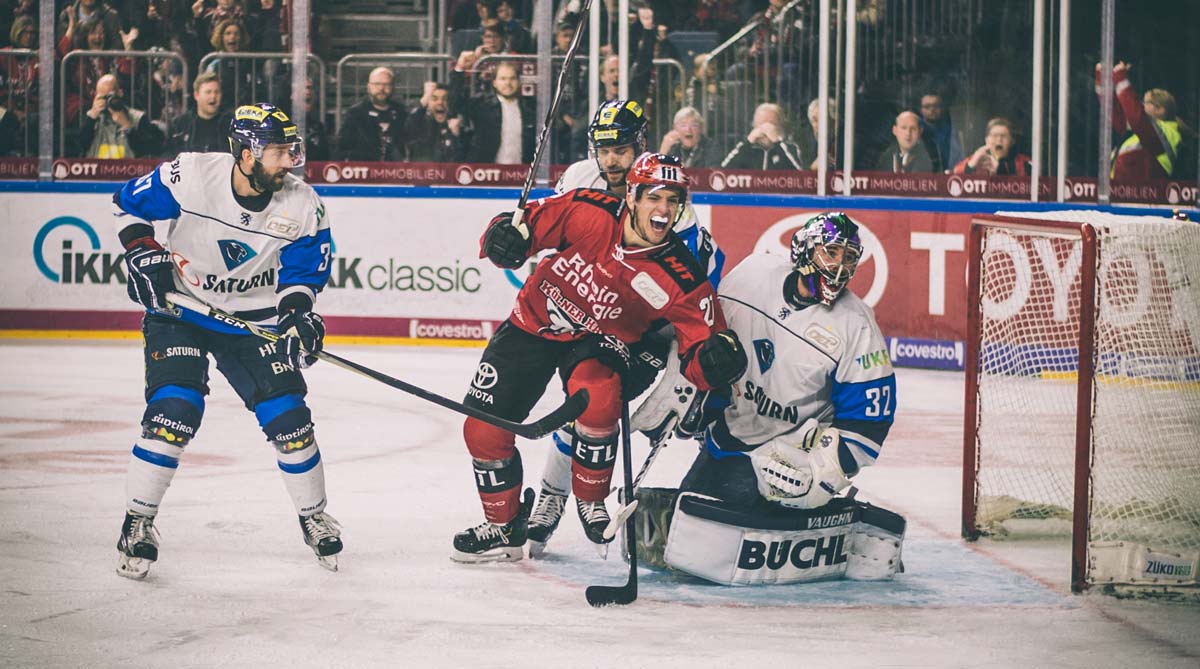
[{"left": 251, "top": 161, "right": 288, "bottom": 193}]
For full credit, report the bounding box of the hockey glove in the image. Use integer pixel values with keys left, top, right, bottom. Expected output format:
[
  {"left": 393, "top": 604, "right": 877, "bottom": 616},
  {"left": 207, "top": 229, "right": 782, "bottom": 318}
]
[
  {"left": 697, "top": 330, "right": 748, "bottom": 388},
  {"left": 482, "top": 211, "right": 531, "bottom": 269},
  {"left": 123, "top": 237, "right": 175, "bottom": 310},
  {"left": 277, "top": 303, "right": 326, "bottom": 369},
  {"left": 749, "top": 424, "right": 851, "bottom": 510}
]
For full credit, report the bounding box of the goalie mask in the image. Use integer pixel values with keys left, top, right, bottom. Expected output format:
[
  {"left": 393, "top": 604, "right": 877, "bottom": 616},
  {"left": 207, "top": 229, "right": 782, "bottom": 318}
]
[{"left": 790, "top": 212, "right": 863, "bottom": 305}]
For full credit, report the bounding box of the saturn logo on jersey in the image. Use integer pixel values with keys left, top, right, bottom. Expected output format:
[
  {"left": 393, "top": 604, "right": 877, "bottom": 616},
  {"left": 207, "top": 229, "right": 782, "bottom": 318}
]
[
  {"left": 753, "top": 339, "right": 775, "bottom": 373},
  {"left": 468, "top": 362, "right": 498, "bottom": 404},
  {"left": 218, "top": 239, "right": 258, "bottom": 270}
]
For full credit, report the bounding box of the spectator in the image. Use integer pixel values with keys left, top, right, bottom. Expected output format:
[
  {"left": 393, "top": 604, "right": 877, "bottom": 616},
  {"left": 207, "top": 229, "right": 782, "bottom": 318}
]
[
  {"left": 58, "top": 0, "right": 123, "bottom": 48},
  {"left": 917, "top": 93, "right": 961, "bottom": 172},
  {"left": 676, "top": 0, "right": 745, "bottom": 41},
  {"left": 796, "top": 97, "right": 835, "bottom": 170},
  {"left": 659, "top": 106, "right": 722, "bottom": 168},
  {"left": 450, "top": 0, "right": 496, "bottom": 31},
  {"left": 874, "top": 111, "right": 935, "bottom": 173},
  {"left": 1097, "top": 61, "right": 1184, "bottom": 181},
  {"left": 337, "top": 66, "right": 407, "bottom": 161},
  {"left": 60, "top": 15, "right": 136, "bottom": 124},
  {"left": 303, "top": 77, "right": 330, "bottom": 161},
  {"left": 248, "top": 0, "right": 285, "bottom": 52},
  {"left": 204, "top": 18, "right": 252, "bottom": 109},
  {"left": 495, "top": 0, "right": 533, "bottom": 54},
  {"left": 403, "top": 81, "right": 464, "bottom": 163},
  {"left": 954, "top": 117, "right": 1031, "bottom": 176},
  {"left": 164, "top": 71, "right": 231, "bottom": 154},
  {"left": 0, "top": 103, "right": 19, "bottom": 155},
  {"left": 720, "top": 102, "right": 804, "bottom": 170},
  {"left": 69, "top": 73, "right": 164, "bottom": 158},
  {"left": 450, "top": 60, "right": 535, "bottom": 164},
  {"left": 1, "top": 16, "right": 39, "bottom": 140},
  {"left": 192, "top": 0, "right": 247, "bottom": 55}
]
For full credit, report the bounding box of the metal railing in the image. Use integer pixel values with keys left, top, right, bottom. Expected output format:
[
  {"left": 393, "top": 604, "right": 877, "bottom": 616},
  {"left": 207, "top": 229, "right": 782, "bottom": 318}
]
[
  {"left": 58, "top": 49, "right": 189, "bottom": 156},
  {"left": 334, "top": 53, "right": 449, "bottom": 134},
  {"left": 197, "top": 52, "right": 326, "bottom": 118}
]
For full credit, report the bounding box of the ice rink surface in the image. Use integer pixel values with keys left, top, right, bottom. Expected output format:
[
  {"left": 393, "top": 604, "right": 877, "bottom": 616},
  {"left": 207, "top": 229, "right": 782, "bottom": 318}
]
[{"left": 1, "top": 339, "right": 1197, "bottom": 667}]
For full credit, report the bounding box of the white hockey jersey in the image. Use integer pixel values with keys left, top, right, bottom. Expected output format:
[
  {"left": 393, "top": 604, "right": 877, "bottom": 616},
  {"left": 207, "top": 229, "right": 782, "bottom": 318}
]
[
  {"left": 708, "top": 250, "right": 896, "bottom": 473},
  {"left": 555, "top": 158, "right": 725, "bottom": 286},
  {"left": 112, "top": 152, "right": 332, "bottom": 331}
]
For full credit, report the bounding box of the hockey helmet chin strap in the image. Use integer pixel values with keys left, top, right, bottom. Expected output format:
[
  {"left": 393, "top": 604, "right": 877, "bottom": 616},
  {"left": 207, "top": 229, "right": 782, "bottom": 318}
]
[{"left": 234, "top": 154, "right": 267, "bottom": 195}]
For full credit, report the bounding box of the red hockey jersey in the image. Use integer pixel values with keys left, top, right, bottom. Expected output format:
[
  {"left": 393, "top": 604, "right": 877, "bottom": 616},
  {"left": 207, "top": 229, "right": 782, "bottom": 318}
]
[{"left": 482, "top": 188, "right": 726, "bottom": 390}]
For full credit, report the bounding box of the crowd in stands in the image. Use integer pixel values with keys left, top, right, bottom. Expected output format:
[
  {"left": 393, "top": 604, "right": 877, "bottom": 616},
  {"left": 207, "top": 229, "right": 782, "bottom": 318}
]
[{"left": 0, "top": 0, "right": 1193, "bottom": 185}]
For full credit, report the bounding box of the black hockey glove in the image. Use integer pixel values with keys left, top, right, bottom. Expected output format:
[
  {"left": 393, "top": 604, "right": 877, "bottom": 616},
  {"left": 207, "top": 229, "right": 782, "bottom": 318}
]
[
  {"left": 697, "top": 330, "right": 748, "bottom": 388},
  {"left": 123, "top": 236, "right": 175, "bottom": 310},
  {"left": 277, "top": 299, "right": 326, "bottom": 370},
  {"left": 482, "top": 211, "right": 531, "bottom": 269}
]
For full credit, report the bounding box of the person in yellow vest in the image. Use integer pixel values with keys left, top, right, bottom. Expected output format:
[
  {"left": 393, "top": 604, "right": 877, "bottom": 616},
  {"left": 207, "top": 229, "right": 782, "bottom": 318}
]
[{"left": 1096, "top": 61, "right": 1182, "bottom": 180}]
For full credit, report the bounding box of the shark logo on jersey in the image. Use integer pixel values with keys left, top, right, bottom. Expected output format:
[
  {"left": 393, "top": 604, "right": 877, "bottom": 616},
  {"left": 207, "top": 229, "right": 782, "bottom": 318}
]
[
  {"left": 753, "top": 339, "right": 775, "bottom": 373},
  {"left": 218, "top": 239, "right": 257, "bottom": 270}
]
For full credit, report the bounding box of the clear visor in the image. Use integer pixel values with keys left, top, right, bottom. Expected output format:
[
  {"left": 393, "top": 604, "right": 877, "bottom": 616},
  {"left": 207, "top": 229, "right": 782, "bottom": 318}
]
[{"left": 252, "top": 138, "right": 306, "bottom": 168}]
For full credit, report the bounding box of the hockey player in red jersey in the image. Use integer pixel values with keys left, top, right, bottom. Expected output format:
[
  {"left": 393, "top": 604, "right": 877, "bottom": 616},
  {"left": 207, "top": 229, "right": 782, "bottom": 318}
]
[{"left": 451, "top": 153, "right": 748, "bottom": 563}]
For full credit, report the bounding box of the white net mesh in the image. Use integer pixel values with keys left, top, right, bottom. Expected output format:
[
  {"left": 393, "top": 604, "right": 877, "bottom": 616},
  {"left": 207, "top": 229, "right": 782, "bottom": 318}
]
[{"left": 972, "top": 212, "right": 1200, "bottom": 584}]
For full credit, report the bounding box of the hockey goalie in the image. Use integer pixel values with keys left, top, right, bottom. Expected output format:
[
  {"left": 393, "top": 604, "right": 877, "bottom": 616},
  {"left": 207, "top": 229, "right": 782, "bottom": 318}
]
[{"left": 630, "top": 212, "right": 906, "bottom": 586}]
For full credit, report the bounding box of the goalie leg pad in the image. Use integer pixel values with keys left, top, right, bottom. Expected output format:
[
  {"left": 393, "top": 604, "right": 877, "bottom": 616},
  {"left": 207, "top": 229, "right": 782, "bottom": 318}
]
[
  {"left": 663, "top": 494, "right": 906, "bottom": 585},
  {"left": 621, "top": 487, "right": 678, "bottom": 569}
]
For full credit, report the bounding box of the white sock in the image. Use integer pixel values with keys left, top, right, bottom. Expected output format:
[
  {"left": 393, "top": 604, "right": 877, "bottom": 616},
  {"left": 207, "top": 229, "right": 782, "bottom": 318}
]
[
  {"left": 540, "top": 430, "right": 574, "bottom": 496},
  {"left": 125, "top": 437, "right": 185, "bottom": 516},
  {"left": 277, "top": 442, "right": 327, "bottom": 516}
]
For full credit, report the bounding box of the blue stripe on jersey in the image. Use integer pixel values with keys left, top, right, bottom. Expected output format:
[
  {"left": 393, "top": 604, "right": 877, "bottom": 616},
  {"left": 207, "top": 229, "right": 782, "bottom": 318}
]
[
  {"left": 278, "top": 450, "right": 321, "bottom": 474},
  {"left": 842, "top": 435, "right": 880, "bottom": 460},
  {"left": 704, "top": 431, "right": 750, "bottom": 460},
  {"left": 278, "top": 228, "right": 333, "bottom": 292},
  {"left": 149, "top": 384, "right": 206, "bottom": 411},
  {"left": 255, "top": 393, "right": 304, "bottom": 428},
  {"left": 132, "top": 444, "right": 179, "bottom": 469},
  {"left": 115, "top": 165, "right": 181, "bottom": 221},
  {"left": 830, "top": 374, "right": 897, "bottom": 423}
]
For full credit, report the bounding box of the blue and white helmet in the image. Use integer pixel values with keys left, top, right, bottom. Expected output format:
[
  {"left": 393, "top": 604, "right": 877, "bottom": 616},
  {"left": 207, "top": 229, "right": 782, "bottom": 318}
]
[
  {"left": 790, "top": 212, "right": 863, "bottom": 305},
  {"left": 228, "top": 103, "right": 305, "bottom": 166}
]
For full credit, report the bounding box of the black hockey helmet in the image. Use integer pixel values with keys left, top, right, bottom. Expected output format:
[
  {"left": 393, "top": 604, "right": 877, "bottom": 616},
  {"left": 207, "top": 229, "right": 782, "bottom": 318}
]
[
  {"left": 588, "top": 99, "right": 647, "bottom": 153},
  {"left": 228, "top": 103, "right": 305, "bottom": 166},
  {"left": 790, "top": 212, "right": 863, "bottom": 305}
]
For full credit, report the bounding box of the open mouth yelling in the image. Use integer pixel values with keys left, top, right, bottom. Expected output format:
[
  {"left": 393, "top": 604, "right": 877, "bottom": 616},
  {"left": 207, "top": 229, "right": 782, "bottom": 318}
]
[{"left": 649, "top": 214, "right": 671, "bottom": 235}]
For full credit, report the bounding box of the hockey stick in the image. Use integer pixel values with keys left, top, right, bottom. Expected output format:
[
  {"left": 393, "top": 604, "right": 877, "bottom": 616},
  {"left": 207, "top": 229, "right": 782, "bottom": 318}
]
[
  {"left": 163, "top": 292, "right": 588, "bottom": 440},
  {"left": 586, "top": 401, "right": 638, "bottom": 607},
  {"left": 510, "top": 0, "right": 594, "bottom": 237}
]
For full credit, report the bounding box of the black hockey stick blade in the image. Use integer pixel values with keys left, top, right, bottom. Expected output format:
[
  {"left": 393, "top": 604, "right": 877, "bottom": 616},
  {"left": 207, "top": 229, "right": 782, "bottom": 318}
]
[
  {"left": 586, "top": 402, "right": 637, "bottom": 607},
  {"left": 164, "top": 292, "right": 588, "bottom": 439}
]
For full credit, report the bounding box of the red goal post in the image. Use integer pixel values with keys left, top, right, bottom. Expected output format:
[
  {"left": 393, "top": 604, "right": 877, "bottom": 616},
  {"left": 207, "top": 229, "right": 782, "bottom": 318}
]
[{"left": 962, "top": 212, "right": 1200, "bottom": 599}]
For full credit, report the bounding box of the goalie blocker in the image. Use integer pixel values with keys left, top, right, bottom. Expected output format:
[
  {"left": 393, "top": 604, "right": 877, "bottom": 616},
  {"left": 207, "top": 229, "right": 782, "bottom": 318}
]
[{"left": 625, "top": 489, "right": 905, "bottom": 586}]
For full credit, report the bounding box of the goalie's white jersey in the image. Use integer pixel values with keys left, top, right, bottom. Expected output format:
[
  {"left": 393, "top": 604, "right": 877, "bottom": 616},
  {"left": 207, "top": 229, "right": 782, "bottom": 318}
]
[
  {"left": 712, "top": 250, "right": 896, "bottom": 472},
  {"left": 112, "top": 152, "right": 333, "bottom": 328}
]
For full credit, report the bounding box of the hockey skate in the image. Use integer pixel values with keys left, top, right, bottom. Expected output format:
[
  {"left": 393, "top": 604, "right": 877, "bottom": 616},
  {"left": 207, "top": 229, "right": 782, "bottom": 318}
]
[
  {"left": 577, "top": 497, "right": 614, "bottom": 558},
  {"left": 116, "top": 511, "right": 160, "bottom": 580},
  {"left": 300, "top": 512, "right": 343, "bottom": 572},
  {"left": 451, "top": 489, "right": 534, "bottom": 564},
  {"left": 526, "top": 489, "right": 567, "bottom": 558}
]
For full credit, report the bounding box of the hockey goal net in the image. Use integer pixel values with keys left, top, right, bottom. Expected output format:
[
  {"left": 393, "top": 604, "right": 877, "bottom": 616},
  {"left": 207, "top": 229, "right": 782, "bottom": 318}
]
[{"left": 962, "top": 211, "right": 1200, "bottom": 599}]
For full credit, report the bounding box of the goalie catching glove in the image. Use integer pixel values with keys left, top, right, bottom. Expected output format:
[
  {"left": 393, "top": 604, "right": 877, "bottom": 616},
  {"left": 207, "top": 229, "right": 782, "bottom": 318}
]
[
  {"left": 749, "top": 420, "right": 851, "bottom": 510},
  {"left": 277, "top": 294, "right": 325, "bottom": 369},
  {"left": 482, "top": 211, "right": 531, "bottom": 269}
]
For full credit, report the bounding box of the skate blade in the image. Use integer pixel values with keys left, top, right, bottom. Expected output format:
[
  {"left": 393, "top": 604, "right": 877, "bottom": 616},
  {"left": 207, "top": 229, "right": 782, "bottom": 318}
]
[
  {"left": 602, "top": 500, "right": 639, "bottom": 541},
  {"left": 450, "top": 545, "right": 524, "bottom": 564},
  {"left": 592, "top": 542, "right": 610, "bottom": 560},
  {"left": 527, "top": 540, "right": 548, "bottom": 559},
  {"left": 316, "top": 554, "right": 339, "bottom": 572},
  {"left": 116, "top": 554, "right": 152, "bottom": 580}
]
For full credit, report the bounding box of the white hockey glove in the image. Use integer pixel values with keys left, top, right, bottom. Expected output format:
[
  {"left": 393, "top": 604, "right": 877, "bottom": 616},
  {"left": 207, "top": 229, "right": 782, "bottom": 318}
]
[
  {"left": 631, "top": 340, "right": 702, "bottom": 444},
  {"left": 749, "top": 421, "right": 851, "bottom": 510}
]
